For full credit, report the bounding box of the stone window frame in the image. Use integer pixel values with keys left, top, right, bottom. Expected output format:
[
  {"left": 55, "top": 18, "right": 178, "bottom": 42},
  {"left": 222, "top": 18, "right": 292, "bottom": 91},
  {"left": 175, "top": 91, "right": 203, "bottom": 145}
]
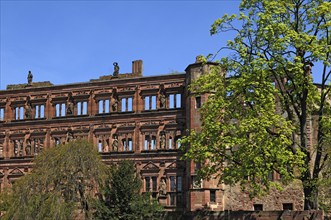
[
  {"left": 165, "top": 169, "right": 184, "bottom": 207},
  {"left": 140, "top": 87, "right": 159, "bottom": 111},
  {"left": 10, "top": 100, "right": 25, "bottom": 120},
  {"left": 117, "top": 90, "right": 135, "bottom": 113}
]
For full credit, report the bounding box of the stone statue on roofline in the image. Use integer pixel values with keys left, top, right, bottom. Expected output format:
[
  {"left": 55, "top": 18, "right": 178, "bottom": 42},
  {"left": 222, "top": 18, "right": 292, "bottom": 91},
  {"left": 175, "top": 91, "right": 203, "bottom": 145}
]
[
  {"left": 27, "top": 71, "right": 33, "bottom": 84},
  {"left": 113, "top": 62, "right": 119, "bottom": 77}
]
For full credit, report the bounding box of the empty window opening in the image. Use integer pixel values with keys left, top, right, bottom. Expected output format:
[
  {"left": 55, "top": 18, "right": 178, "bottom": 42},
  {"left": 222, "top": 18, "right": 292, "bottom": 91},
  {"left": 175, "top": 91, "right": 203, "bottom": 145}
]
[
  {"left": 127, "top": 97, "right": 133, "bottom": 111},
  {"left": 254, "top": 204, "right": 263, "bottom": 211},
  {"left": 15, "top": 106, "right": 24, "bottom": 120},
  {"left": 170, "top": 176, "right": 176, "bottom": 191},
  {"left": 169, "top": 94, "right": 175, "bottom": 108},
  {"left": 77, "top": 101, "right": 88, "bottom": 115},
  {"left": 144, "top": 95, "right": 156, "bottom": 110},
  {"left": 35, "top": 104, "right": 45, "bottom": 118},
  {"left": 175, "top": 136, "right": 181, "bottom": 148},
  {"left": 98, "top": 100, "right": 110, "bottom": 114},
  {"left": 169, "top": 136, "right": 173, "bottom": 149},
  {"left": 121, "top": 97, "right": 133, "bottom": 112},
  {"left": 122, "top": 139, "right": 127, "bottom": 151},
  {"left": 152, "top": 177, "right": 157, "bottom": 191},
  {"left": 151, "top": 136, "right": 156, "bottom": 150},
  {"left": 98, "top": 139, "right": 103, "bottom": 152},
  {"left": 195, "top": 96, "right": 201, "bottom": 109},
  {"left": 144, "top": 135, "right": 150, "bottom": 150},
  {"left": 177, "top": 176, "right": 182, "bottom": 192},
  {"left": 145, "top": 96, "right": 150, "bottom": 110},
  {"left": 169, "top": 93, "right": 181, "bottom": 109},
  {"left": 283, "top": 203, "right": 293, "bottom": 210},
  {"left": 55, "top": 103, "right": 66, "bottom": 117},
  {"left": 128, "top": 138, "right": 133, "bottom": 151},
  {"left": 210, "top": 190, "right": 216, "bottom": 203},
  {"left": 145, "top": 177, "right": 150, "bottom": 192},
  {"left": 176, "top": 94, "right": 181, "bottom": 108},
  {"left": 0, "top": 108, "right": 5, "bottom": 121}
]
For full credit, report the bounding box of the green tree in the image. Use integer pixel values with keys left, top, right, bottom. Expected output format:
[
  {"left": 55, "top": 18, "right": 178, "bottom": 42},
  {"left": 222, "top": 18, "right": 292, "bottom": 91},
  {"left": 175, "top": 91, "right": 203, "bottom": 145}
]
[
  {"left": 1, "top": 140, "right": 107, "bottom": 220},
  {"left": 93, "top": 160, "right": 162, "bottom": 220},
  {"left": 183, "top": 0, "right": 331, "bottom": 210}
]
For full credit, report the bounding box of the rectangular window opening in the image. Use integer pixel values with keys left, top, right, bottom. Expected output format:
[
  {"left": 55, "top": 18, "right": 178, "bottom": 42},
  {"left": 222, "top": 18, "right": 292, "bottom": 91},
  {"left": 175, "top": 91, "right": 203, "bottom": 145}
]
[
  {"left": 283, "top": 203, "right": 293, "bottom": 210},
  {"left": 0, "top": 108, "right": 4, "bottom": 121},
  {"left": 210, "top": 190, "right": 216, "bottom": 203},
  {"left": 145, "top": 96, "right": 150, "bottom": 110},
  {"left": 121, "top": 98, "right": 127, "bottom": 112},
  {"left": 122, "top": 139, "right": 127, "bottom": 151},
  {"left": 77, "top": 102, "right": 82, "bottom": 115},
  {"left": 177, "top": 176, "right": 182, "bottom": 192},
  {"left": 169, "top": 94, "right": 175, "bottom": 109},
  {"left": 61, "top": 103, "right": 66, "bottom": 116},
  {"left": 151, "top": 96, "right": 156, "bottom": 110},
  {"left": 144, "top": 135, "right": 149, "bottom": 150},
  {"left": 145, "top": 177, "right": 150, "bottom": 192},
  {"left": 169, "top": 137, "right": 173, "bottom": 149},
  {"left": 254, "top": 204, "right": 263, "bottom": 211},
  {"left": 82, "top": 101, "right": 88, "bottom": 115},
  {"left": 98, "top": 100, "right": 104, "bottom": 114},
  {"left": 152, "top": 177, "right": 157, "bottom": 191},
  {"left": 196, "top": 96, "right": 201, "bottom": 109},
  {"left": 127, "top": 98, "right": 133, "bottom": 111},
  {"left": 176, "top": 94, "right": 181, "bottom": 108},
  {"left": 170, "top": 176, "right": 176, "bottom": 191},
  {"left": 98, "top": 140, "right": 103, "bottom": 152},
  {"left": 20, "top": 106, "right": 24, "bottom": 119},
  {"left": 151, "top": 136, "right": 156, "bottom": 150},
  {"left": 128, "top": 138, "right": 133, "bottom": 151},
  {"left": 105, "top": 100, "right": 110, "bottom": 113}
]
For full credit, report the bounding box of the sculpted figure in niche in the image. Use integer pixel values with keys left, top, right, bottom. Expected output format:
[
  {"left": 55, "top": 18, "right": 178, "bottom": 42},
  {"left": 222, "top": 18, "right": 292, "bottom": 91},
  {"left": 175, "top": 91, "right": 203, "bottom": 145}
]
[
  {"left": 159, "top": 85, "right": 166, "bottom": 109},
  {"left": 66, "top": 94, "right": 74, "bottom": 115},
  {"left": 27, "top": 71, "right": 33, "bottom": 84},
  {"left": 112, "top": 92, "right": 119, "bottom": 112},
  {"left": 0, "top": 144, "right": 3, "bottom": 157},
  {"left": 160, "top": 93, "right": 166, "bottom": 109},
  {"left": 112, "top": 99, "right": 118, "bottom": 112},
  {"left": 112, "top": 134, "right": 118, "bottom": 151},
  {"left": 19, "top": 144, "right": 23, "bottom": 157},
  {"left": 14, "top": 140, "right": 19, "bottom": 157},
  {"left": 34, "top": 141, "right": 39, "bottom": 155},
  {"left": 113, "top": 62, "right": 119, "bottom": 77},
  {"left": 160, "top": 132, "right": 166, "bottom": 149},
  {"left": 25, "top": 97, "right": 33, "bottom": 119},
  {"left": 66, "top": 131, "right": 74, "bottom": 143},
  {"left": 159, "top": 178, "right": 167, "bottom": 195},
  {"left": 25, "top": 139, "right": 32, "bottom": 156}
]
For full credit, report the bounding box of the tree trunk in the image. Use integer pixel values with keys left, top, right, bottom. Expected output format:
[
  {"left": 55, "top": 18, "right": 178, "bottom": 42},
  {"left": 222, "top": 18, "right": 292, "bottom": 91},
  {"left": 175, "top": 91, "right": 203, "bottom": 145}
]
[{"left": 303, "top": 180, "right": 318, "bottom": 210}]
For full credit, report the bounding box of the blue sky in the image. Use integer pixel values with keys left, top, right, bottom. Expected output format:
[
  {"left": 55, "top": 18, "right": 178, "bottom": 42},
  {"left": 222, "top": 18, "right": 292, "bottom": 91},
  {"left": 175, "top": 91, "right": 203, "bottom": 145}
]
[{"left": 0, "top": 0, "right": 241, "bottom": 89}]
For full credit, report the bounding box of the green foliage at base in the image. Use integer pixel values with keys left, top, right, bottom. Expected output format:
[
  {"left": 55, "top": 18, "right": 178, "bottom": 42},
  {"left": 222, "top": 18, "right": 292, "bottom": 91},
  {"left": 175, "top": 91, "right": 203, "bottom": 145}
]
[
  {"left": 93, "top": 160, "right": 163, "bottom": 220},
  {"left": 1, "top": 140, "right": 107, "bottom": 220}
]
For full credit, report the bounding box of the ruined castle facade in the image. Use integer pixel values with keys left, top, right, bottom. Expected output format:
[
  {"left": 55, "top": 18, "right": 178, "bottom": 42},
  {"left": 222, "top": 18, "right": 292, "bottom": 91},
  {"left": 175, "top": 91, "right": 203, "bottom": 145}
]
[{"left": 0, "top": 60, "right": 303, "bottom": 212}]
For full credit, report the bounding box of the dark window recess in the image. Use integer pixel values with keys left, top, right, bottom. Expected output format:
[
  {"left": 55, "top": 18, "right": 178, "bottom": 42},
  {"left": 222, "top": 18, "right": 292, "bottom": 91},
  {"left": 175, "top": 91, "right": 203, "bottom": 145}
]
[
  {"left": 283, "top": 203, "right": 293, "bottom": 210},
  {"left": 253, "top": 204, "right": 263, "bottom": 211},
  {"left": 145, "top": 177, "right": 150, "bottom": 192},
  {"left": 210, "top": 190, "right": 216, "bottom": 203},
  {"left": 195, "top": 96, "right": 201, "bottom": 109}
]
